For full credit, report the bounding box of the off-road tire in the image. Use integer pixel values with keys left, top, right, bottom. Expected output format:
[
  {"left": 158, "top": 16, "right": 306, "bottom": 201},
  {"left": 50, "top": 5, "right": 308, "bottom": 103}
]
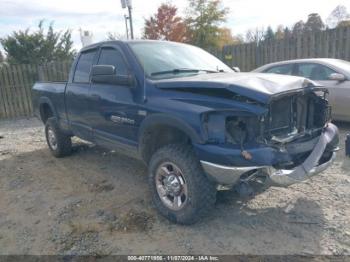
[
  {"left": 45, "top": 117, "right": 72, "bottom": 158},
  {"left": 149, "top": 144, "right": 216, "bottom": 224}
]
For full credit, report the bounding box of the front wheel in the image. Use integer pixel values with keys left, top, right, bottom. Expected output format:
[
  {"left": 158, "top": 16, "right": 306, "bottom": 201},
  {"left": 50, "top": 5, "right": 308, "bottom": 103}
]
[{"left": 149, "top": 144, "right": 216, "bottom": 224}]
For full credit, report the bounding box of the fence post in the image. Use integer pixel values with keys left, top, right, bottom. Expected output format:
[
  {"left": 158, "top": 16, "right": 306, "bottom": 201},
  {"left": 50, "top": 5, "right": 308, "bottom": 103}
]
[
  {"left": 345, "top": 27, "right": 350, "bottom": 60},
  {"left": 16, "top": 64, "right": 32, "bottom": 116},
  {"left": 0, "top": 68, "right": 9, "bottom": 118}
]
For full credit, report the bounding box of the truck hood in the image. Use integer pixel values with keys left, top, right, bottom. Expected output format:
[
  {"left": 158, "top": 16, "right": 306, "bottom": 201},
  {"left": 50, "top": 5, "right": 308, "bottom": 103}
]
[{"left": 154, "top": 72, "right": 322, "bottom": 104}]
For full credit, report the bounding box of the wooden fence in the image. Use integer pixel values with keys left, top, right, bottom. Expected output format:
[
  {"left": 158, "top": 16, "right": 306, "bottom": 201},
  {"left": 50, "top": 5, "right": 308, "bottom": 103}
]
[
  {"left": 0, "top": 61, "right": 71, "bottom": 119},
  {"left": 221, "top": 26, "right": 350, "bottom": 71}
]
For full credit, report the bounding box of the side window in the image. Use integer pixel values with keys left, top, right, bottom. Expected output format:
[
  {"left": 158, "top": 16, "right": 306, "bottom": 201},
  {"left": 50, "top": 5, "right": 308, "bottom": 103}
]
[
  {"left": 97, "top": 48, "right": 128, "bottom": 76},
  {"left": 264, "top": 64, "right": 293, "bottom": 75},
  {"left": 74, "top": 50, "right": 96, "bottom": 83},
  {"left": 296, "top": 63, "right": 336, "bottom": 81}
]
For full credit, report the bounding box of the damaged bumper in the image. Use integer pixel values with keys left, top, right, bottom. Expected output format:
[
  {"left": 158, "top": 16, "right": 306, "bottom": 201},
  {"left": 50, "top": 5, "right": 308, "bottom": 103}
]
[{"left": 200, "top": 123, "right": 339, "bottom": 187}]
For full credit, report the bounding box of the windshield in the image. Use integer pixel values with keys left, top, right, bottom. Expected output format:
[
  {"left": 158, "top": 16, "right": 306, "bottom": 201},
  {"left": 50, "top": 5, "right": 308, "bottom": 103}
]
[{"left": 128, "top": 41, "right": 233, "bottom": 79}]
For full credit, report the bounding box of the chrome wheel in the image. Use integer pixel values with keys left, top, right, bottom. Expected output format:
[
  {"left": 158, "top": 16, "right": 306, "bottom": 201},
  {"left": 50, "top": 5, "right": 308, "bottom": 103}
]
[
  {"left": 155, "top": 162, "right": 188, "bottom": 211},
  {"left": 47, "top": 128, "right": 58, "bottom": 150}
]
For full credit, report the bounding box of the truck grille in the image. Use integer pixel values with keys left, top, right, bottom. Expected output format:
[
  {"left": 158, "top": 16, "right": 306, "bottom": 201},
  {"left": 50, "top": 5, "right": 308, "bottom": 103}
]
[{"left": 266, "top": 93, "right": 329, "bottom": 139}]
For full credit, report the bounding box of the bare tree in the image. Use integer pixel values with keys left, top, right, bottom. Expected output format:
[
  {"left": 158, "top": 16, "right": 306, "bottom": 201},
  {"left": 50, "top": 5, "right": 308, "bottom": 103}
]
[
  {"left": 245, "top": 27, "right": 265, "bottom": 43},
  {"left": 107, "top": 32, "right": 127, "bottom": 40},
  {"left": 326, "top": 5, "right": 350, "bottom": 28}
]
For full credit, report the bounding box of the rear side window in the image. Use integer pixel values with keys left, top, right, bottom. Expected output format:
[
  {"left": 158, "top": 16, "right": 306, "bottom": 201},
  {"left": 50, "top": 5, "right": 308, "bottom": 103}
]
[
  {"left": 97, "top": 48, "right": 128, "bottom": 76},
  {"left": 264, "top": 64, "right": 293, "bottom": 75},
  {"left": 296, "top": 63, "right": 336, "bottom": 81},
  {"left": 74, "top": 50, "right": 97, "bottom": 83}
]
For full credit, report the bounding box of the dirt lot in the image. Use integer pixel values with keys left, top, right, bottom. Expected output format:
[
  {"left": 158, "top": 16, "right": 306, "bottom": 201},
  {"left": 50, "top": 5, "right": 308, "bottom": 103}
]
[{"left": 0, "top": 118, "right": 349, "bottom": 255}]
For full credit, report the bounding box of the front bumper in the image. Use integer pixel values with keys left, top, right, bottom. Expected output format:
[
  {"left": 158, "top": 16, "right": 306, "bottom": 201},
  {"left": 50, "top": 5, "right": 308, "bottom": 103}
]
[{"left": 200, "top": 123, "right": 339, "bottom": 187}]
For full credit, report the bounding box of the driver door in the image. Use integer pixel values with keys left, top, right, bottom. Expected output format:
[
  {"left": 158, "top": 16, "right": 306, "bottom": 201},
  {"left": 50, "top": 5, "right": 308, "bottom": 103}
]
[{"left": 89, "top": 46, "right": 141, "bottom": 152}]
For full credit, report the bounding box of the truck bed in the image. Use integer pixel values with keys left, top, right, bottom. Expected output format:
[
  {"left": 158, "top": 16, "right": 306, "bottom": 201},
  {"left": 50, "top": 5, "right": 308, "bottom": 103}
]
[{"left": 32, "top": 82, "right": 67, "bottom": 122}]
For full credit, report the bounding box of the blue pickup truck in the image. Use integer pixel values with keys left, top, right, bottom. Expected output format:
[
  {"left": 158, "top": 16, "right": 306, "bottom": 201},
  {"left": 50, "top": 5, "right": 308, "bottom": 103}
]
[{"left": 32, "top": 40, "right": 339, "bottom": 224}]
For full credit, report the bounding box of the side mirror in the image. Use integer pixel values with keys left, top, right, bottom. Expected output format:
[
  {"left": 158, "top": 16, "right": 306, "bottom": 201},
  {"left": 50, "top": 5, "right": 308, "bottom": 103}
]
[
  {"left": 91, "top": 64, "right": 115, "bottom": 76},
  {"left": 329, "top": 73, "right": 346, "bottom": 82},
  {"left": 232, "top": 67, "right": 240, "bottom": 73},
  {"left": 91, "top": 65, "right": 134, "bottom": 87}
]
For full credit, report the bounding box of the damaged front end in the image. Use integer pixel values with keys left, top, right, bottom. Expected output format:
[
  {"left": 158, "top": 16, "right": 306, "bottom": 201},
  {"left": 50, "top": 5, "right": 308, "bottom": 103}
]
[{"left": 197, "top": 88, "right": 339, "bottom": 188}]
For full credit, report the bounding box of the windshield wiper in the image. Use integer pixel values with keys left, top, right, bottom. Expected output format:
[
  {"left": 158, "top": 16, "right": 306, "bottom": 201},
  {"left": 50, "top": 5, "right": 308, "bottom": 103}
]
[{"left": 151, "top": 68, "right": 219, "bottom": 76}]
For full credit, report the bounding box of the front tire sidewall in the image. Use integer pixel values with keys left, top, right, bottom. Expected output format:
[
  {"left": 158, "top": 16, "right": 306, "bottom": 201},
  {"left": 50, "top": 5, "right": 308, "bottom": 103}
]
[{"left": 149, "top": 144, "right": 216, "bottom": 224}]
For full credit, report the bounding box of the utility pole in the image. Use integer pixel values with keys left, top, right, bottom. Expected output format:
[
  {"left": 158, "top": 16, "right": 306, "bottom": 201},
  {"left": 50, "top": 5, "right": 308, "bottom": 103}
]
[
  {"left": 128, "top": 3, "right": 134, "bottom": 39},
  {"left": 124, "top": 14, "right": 129, "bottom": 39},
  {"left": 121, "top": 0, "right": 134, "bottom": 39}
]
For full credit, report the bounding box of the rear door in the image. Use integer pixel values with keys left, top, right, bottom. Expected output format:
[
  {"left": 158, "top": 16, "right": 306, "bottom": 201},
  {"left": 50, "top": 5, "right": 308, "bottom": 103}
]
[
  {"left": 65, "top": 49, "right": 98, "bottom": 141},
  {"left": 90, "top": 45, "right": 141, "bottom": 152}
]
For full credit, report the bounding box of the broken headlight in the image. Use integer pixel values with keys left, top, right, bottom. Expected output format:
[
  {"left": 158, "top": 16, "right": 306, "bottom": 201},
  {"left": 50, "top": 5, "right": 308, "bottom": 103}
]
[
  {"left": 203, "top": 112, "right": 263, "bottom": 145},
  {"left": 226, "top": 116, "right": 262, "bottom": 145}
]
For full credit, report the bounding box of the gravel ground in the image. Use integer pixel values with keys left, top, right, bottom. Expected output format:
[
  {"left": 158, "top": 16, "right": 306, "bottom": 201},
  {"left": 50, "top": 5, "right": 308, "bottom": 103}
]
[{"left": 0, "top": 117, "right": 349, "bottom": 255}]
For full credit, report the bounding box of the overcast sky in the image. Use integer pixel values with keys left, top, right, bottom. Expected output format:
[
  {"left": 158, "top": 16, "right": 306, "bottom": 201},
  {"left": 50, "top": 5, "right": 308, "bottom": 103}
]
[{"left": 1, "top": 0, "right": 350, "bottom": 51}]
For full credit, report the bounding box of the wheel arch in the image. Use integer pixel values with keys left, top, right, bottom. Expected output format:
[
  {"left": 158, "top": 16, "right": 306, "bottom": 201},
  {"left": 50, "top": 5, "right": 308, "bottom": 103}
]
[
  {"left": 138, "top": 114, "right": 203, "bottom": 164},
  {"left": 38, "top": 97, "right": 58, "bottom": 124}
]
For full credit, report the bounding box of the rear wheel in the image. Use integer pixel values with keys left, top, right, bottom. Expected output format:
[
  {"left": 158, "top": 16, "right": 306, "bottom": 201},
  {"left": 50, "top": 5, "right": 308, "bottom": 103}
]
[
  {"left": 149, "top": 144, "right": 216, "bottom": 224},
  {"left": 45, "top": 117, "right": 72, "bottom": 158}
]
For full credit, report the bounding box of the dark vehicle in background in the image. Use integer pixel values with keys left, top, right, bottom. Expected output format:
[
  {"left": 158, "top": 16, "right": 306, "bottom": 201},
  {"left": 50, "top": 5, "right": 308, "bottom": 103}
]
[
  {"left": 253, "top": 58, "right": 350, "bottom": 121},
  {"left": 32, "top": 41, "right": 339, "bottom": 224}
]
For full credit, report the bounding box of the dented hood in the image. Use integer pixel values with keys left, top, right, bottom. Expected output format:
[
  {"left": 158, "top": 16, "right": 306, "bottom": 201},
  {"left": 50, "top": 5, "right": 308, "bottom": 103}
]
[{"left": 154, "top": 72, "right": 322, "bottom": 104}]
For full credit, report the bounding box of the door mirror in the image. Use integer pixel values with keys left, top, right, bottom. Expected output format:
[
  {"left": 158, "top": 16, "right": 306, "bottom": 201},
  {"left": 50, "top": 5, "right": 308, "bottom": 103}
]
[
  {"left": 91, "top": 64, "right": 116, "bottom": 76},
  {"left": 91, "top": 65, "right": 134, "bottom": 87},
  {"left": 232, "top": 67, "right": 241, "bottom": 73},
  {"left": 328, "top": 73, "right": 346, "bottom": 82}
]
